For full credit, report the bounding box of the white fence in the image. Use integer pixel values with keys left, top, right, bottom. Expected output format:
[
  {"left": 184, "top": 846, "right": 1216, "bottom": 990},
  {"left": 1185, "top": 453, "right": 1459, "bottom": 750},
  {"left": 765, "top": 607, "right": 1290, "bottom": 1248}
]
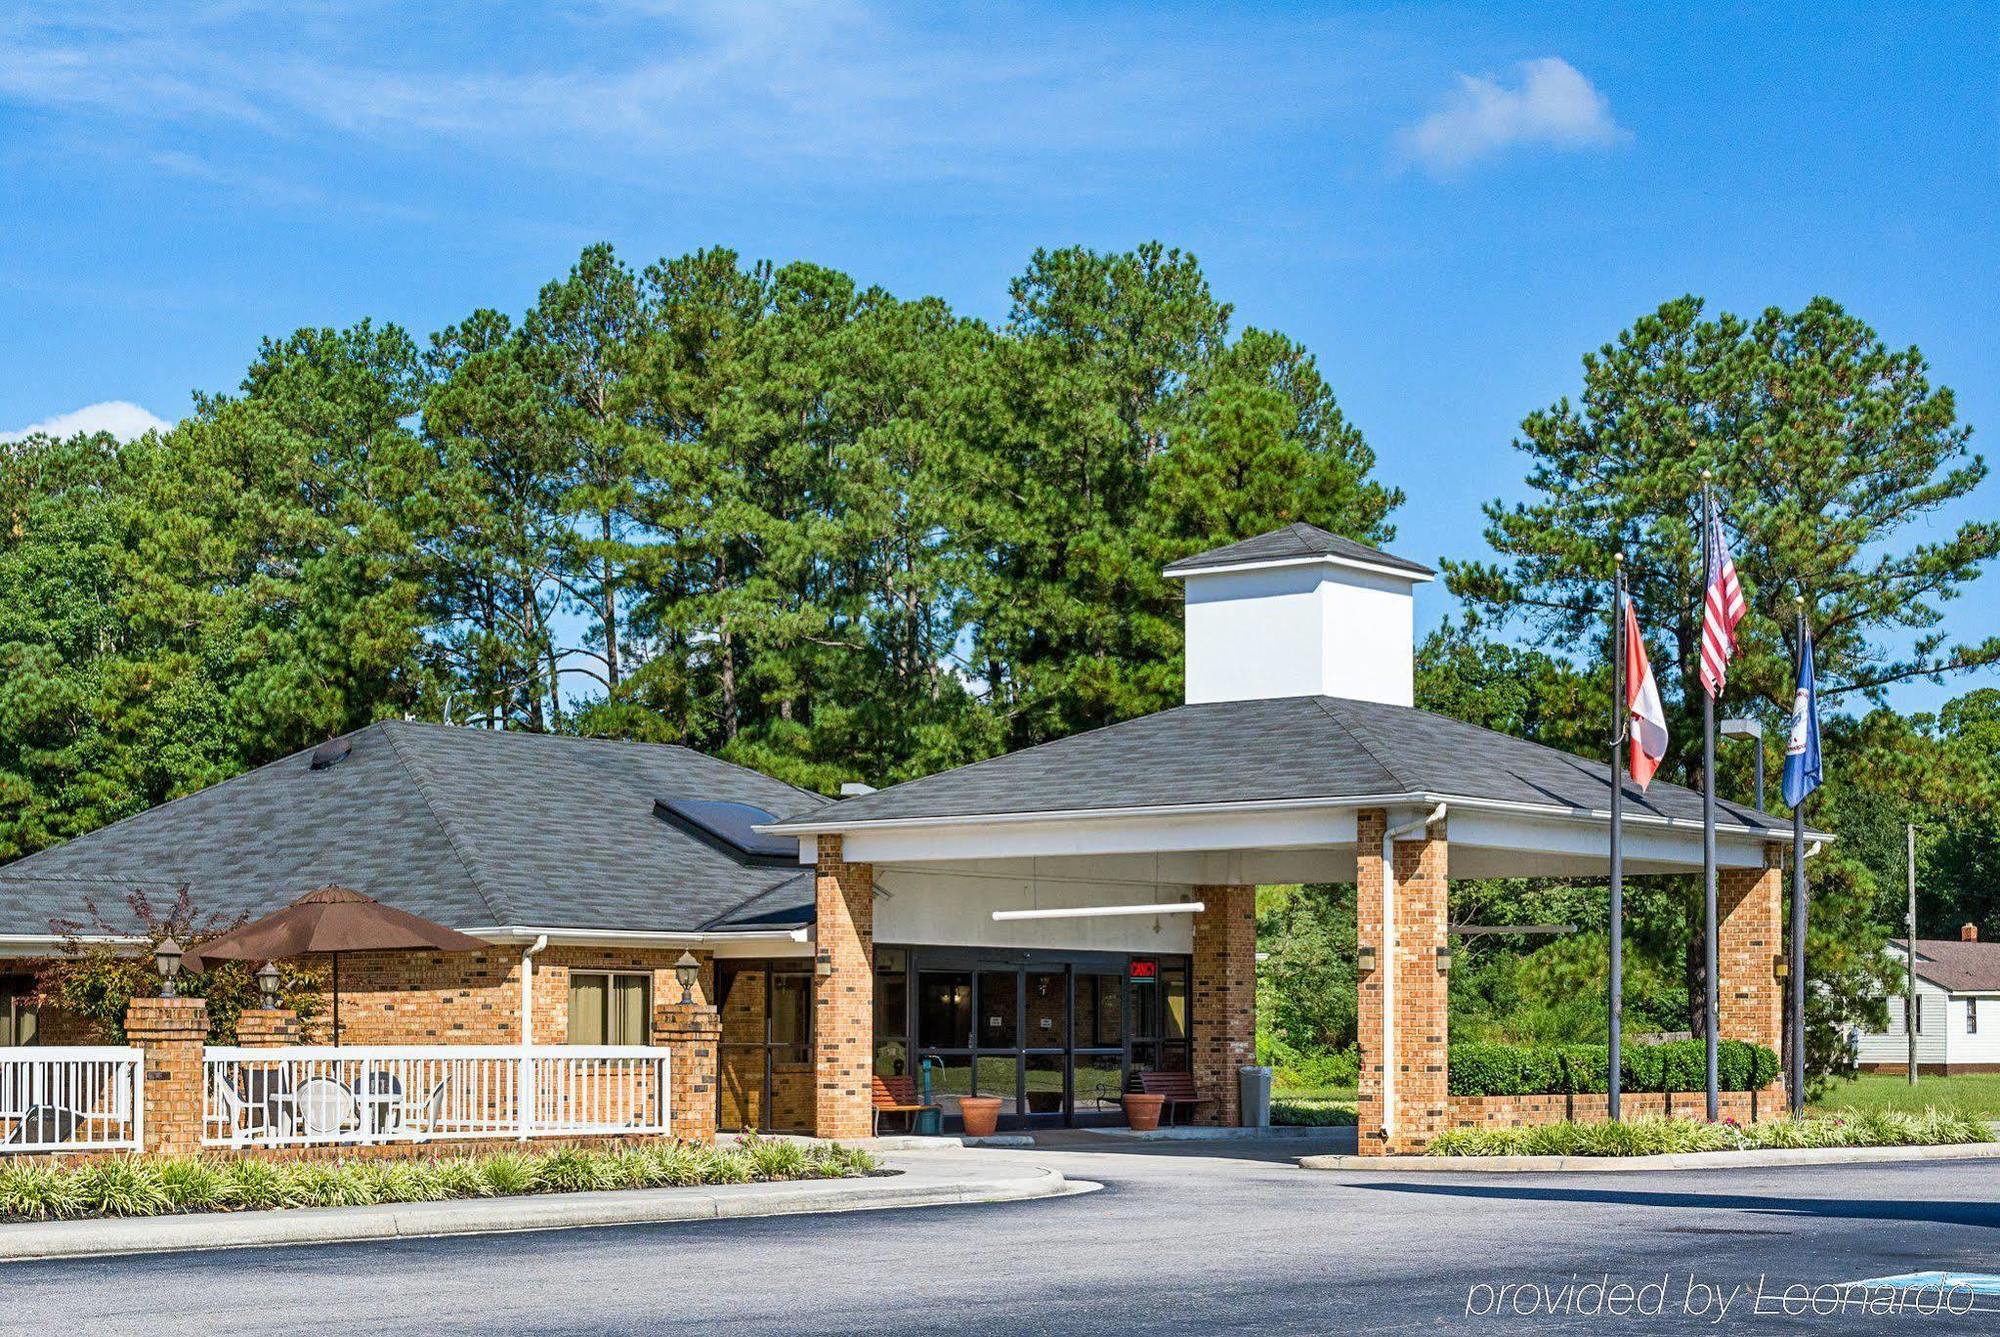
[
  {"left": 0, "top": 1047, "right": 143, "bottom": 1153},
  {"left": 203, "top": 1045, "right": 671, "bottom": 1149}
]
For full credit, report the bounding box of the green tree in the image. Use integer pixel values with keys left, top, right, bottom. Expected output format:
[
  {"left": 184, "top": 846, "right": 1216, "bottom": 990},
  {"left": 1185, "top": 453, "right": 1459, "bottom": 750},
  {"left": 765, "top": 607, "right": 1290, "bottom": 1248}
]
[{"left": 1447, "top": 294, "right": 1996, "bottom": 1061}]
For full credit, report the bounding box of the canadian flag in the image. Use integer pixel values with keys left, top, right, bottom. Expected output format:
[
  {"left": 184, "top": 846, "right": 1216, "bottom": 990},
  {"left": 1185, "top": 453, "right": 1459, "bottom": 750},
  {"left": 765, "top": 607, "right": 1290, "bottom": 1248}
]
[{"left": 1624, "top": 595, "right": 1669, "bottom": 790}]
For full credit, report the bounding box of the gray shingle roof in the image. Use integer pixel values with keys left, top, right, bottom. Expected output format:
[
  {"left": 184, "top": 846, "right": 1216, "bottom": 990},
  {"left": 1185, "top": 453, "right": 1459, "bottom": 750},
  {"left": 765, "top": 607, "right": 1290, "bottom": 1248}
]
[
  {"left": 1162, "top": 522, "right": 1435, "bottom": 580},
  {"left": 768, "top": 694, "right": 1793, "bottom": 834},
  {"left": 0, "top": 723, "right": 829, "bottom": 939},
  {"left": 1894, "top": 939, "right": 2000, "bottom": 994}
]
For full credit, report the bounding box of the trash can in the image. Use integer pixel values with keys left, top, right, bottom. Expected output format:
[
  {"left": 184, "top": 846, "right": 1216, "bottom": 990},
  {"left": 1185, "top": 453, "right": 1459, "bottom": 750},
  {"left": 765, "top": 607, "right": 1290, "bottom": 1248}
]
[
  {"left": 1238, "top": 1065, "right": 1273, "bottom": 1129},
  {"left": 915, "top": 1057, "right": 944, "bottom": 1136}
]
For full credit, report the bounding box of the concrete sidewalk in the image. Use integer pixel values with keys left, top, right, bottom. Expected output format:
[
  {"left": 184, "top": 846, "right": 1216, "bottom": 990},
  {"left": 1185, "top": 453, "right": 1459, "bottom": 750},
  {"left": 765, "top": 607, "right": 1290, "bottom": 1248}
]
[{"left": 0, "top": 1153, "right": 1085, "bottom": 1262}]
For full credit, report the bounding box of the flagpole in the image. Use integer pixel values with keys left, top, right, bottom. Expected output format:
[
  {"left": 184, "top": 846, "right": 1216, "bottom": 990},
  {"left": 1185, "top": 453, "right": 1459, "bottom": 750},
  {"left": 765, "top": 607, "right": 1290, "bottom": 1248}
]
[
  {"left": 1790, "top": 595, "right": 1808, "bottom": 1118},
  {"left": 1701, "top": 473, "right": 1720, "bottom": 1123},
  {"left": 1609, "top": 554, "right": 1625, "bottom": 1122}
]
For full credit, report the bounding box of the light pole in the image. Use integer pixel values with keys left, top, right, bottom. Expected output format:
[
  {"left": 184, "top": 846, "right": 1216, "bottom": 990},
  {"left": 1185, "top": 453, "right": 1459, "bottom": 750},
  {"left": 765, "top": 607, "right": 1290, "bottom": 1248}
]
[
  {"left": 1907, "top": 823, "right": 1919, "bottom": 1086},
  {"left": 1720, "top": 717, "right": 1764, "bottom": 811}
]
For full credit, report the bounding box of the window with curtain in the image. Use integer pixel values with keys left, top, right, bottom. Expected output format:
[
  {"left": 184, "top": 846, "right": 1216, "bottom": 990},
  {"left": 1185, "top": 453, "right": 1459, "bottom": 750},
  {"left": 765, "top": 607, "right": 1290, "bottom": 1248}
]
[{"left": 568, "top": 972, "right": 650, "bottom": 1045}]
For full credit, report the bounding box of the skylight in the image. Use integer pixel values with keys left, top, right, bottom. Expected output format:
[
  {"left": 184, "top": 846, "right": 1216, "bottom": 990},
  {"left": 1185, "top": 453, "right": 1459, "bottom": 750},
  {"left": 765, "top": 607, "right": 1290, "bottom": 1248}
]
[{"left": 654, "top": 798, "right": 797, "bottom": 865}]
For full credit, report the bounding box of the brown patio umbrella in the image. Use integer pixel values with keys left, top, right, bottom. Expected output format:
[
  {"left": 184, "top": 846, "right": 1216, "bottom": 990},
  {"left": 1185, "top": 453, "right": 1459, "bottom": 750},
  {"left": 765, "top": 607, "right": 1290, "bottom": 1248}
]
[{"left": 183, "top": 886, "right": 488, "bottom": 1045}]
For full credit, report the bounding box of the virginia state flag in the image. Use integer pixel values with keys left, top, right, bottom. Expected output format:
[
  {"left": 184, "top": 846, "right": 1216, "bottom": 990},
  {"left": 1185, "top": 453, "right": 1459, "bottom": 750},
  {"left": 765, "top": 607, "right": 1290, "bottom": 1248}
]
[{"left": 1782, "top": 626, "right": 1823, "bottom": 806}]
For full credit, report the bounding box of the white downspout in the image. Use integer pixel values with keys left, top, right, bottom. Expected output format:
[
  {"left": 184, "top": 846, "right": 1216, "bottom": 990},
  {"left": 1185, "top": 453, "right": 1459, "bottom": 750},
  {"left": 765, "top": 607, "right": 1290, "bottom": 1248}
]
[
  {"left": 1380, "top": 802, "right": 1447, "bottom": 1143},
  {"left": 518, "top": 934, "right": 547, "bottom": 1141},
  {"left": 519, "top": 934, "right": 549, "bottom": 1045}
]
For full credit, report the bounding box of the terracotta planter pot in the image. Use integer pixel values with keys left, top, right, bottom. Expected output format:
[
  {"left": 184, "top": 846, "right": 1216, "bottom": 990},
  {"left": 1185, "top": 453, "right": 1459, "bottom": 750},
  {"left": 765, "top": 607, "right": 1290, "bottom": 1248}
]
[
  {"left": 958, "top": 1096, "right": 1003, "bottom": 1138},
  {"left": 1123, "top": 1093, "right": 1166, "bottom": 1132}
]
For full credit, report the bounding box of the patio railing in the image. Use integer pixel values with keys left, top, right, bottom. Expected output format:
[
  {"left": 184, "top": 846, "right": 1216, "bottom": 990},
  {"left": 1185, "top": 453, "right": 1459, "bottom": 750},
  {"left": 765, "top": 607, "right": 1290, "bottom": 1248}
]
[
  {"left": 202, "top": 1045, "right": 671, "bottom": 1149},
  {"left": 0, "top": 1046, "right": 144, "bottom": 1153}
]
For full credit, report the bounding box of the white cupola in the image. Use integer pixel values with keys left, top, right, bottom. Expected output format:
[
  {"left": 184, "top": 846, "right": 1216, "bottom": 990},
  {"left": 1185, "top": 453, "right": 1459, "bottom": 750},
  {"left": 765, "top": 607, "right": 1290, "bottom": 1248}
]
[{"left": 1162, "top": 522, "right": 1434, "bottom": 708}]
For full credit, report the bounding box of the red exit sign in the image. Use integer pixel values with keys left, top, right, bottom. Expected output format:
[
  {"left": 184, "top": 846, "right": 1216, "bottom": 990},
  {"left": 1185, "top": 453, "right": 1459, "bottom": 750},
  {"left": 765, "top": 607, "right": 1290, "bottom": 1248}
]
[{"left": 1129, "top": 959, "right": 1159, "bottom": 982}]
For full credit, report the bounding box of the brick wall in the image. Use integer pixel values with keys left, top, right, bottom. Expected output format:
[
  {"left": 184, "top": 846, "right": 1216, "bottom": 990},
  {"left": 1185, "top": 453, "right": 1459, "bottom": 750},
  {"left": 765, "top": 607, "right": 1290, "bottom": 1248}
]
[
  {"left": 1356, "top": 808, "right": 1451, "bottom": 1155},
  {"left": 1449, "top": 1084, "right": 1788, "bottom": 1130},
  {"left": 813, "top": 835, "right": 873, "bottom": 1139},
  {"left": 1191, "top": 885, "right": 1256, "bottom": 1126},
  {"left": 1718, "top": 853, "right": 1784, "bottom": 1059},
  {"left": 311, "top": 945, "right": 717, "bottom": 1047}
]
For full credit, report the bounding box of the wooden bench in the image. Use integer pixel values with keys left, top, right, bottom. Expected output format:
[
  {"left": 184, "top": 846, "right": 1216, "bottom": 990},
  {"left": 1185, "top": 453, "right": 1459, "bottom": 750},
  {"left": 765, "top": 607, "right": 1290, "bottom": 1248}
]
[
  {"left": 872, "top": 1074, "right": 936, "bottom": 1135},
  {"left": 1137, "top": 1070, "right": 1213, "bottom": 1126}
]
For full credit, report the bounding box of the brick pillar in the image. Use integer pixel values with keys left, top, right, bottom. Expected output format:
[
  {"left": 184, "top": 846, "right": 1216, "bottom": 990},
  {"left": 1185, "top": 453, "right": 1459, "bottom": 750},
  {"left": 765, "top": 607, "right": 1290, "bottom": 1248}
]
[
  {"left": 813, "top": 834, "right": 874, "bottom": 1140},
  {"left": 234, "top": 1008, "right": 299, "bottom": 1047},
  {"left": 1356, "top": 808, "right": 1451, "bottom": 1155},
  {"left": 1191, "top": 885, "right": 1257, "bottom": 1126},
  {"left": 125, "top": 996, "right": 208, "bottom": 1157},
  {"left": 1719, "top": 849, "right": 1784, "bottom": 1057},
  {"left": 654, "top": 999, "right": 722, "bottom": 1142}
]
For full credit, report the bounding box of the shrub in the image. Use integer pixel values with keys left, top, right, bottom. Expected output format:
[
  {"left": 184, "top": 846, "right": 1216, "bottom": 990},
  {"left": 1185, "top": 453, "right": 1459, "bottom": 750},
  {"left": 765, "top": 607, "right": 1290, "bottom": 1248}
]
[
  {"left": 1515, "top": 1046, "right": 1564, "bottom": 1095},
  {"left": 1427, "top": 1107, "right": 1989, "bottom": 1157},
  {"left": 1450, "top": 1039, "right": 1779, "bottom": 1097},
  {"left": 0, "top": 1140, "right": 883, "bottom": 1223},
  {"left": 1557, "top": 1045, "right": 1608, "bottom": 1095},
  {"left": 1272, "top": 1098, "right": 1357, "bottom": 1127},
  {"left": 1274, "top": 1049, "right": 1358, "bottom": 1091},
  {"left": 1448, "top": 1043, "right": 1523, "bottom": 1096}
]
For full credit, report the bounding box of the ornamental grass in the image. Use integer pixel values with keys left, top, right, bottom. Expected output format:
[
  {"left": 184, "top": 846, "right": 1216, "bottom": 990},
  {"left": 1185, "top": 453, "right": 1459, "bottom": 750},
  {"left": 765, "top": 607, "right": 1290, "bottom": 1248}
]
[
  {"left": 0, "top": 1136, "right": 878, "bottom": 1222},
  {"left": 1426, "top": 1107, "right": 1991, "bottom": 1157}
]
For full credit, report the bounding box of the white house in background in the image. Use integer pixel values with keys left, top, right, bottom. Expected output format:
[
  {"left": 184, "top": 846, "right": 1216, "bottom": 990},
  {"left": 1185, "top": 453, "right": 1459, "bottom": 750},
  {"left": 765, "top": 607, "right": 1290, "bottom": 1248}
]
[{"left": 1855, "top": 926, "right": 2000, "bottom": 1074}]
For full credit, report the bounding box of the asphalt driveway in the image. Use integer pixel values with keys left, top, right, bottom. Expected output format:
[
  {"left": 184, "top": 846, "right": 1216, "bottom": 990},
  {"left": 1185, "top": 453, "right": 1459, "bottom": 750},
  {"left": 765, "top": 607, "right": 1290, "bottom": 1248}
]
[{"left": 6, "top": 1134, "right": 1998, "bottom": 1334}]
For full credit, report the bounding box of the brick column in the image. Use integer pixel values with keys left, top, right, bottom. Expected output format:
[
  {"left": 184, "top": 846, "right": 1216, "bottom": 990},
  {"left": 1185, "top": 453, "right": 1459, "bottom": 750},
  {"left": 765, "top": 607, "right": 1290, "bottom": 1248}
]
[
  {"left": 1191, "top": 885, "right": 1257, "bottom": 1126},
  {"left": 1719, "top": 849, "right": 1784, "bottom": 1056},
  {"left": 813, "top": 834, "right": 874, "bottom": 1140},
  {"left": 235, "top": 1008, "right": 299, "bottom": 1047},
  {"left": 654, "top": 999, "right": 722, "bottom": 1142},
  {"left": 125, "top": 996, "right": 208, "bottom": 1158},
  {"left": 1356, "top": 808, "right": 1451, "bottom": 1154}
]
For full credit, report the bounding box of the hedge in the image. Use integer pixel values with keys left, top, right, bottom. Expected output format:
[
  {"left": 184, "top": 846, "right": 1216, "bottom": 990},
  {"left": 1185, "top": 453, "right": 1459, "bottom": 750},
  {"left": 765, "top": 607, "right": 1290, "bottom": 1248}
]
[
  {"left": 1446, "top": 1040, "right": 1782, "bottom": 1097},
  {"left": 1429, "top": 1107, "right": 1990, "bottom": 1157}
]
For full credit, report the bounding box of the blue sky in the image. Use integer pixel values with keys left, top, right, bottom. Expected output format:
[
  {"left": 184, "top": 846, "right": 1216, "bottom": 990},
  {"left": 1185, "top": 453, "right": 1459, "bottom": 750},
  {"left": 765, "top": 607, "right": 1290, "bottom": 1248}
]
[{"left": 2, "top": 1, "right": 1994, "bottom": 711}]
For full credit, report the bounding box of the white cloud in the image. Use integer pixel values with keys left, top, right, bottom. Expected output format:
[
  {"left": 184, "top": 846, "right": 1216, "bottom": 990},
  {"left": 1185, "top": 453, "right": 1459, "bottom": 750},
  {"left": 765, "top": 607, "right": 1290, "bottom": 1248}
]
[
  {"left": 0, "top": 3, "right": 1383, "bottom": 197},
  {"left": 0, "top": 400, "right": 171, "bottom": 443},
  {"left": 1396, "top": 57, "right": 1625, "bottom": 175}
]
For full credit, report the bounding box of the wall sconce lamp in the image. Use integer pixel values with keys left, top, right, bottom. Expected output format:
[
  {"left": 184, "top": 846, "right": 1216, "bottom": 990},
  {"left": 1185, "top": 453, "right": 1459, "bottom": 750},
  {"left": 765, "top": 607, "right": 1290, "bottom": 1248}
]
[
  {"left": 154, "top": 936, "right": 184, "bottom": 998},
  {"left": 1356, "top": 946, "right": 1377, "bottom": 974},
  {"left": 1437, "top": 944, "right": 1455, "bottom": 974},
  {"left": 673, "top": 951, "right": 701, "bottom": 1004},
  {"left": 256, "top": 961, "right": 282, "bottom": 1007},
  {"left": 1774, "top": 954, "right": 1790, "bottom": 979}
]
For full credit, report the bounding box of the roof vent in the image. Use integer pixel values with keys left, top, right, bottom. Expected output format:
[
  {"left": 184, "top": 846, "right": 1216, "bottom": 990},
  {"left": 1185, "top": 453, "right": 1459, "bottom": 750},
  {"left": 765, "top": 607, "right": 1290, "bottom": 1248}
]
[
  {"left": 308, "top": 737, "right": 353, "bottom": 771},
  {"left": 1964, "top": 923, "right": 1980, "bottom": 943},
  {"left": 654, "top": 798, "right": 796, "bottom": 866}
]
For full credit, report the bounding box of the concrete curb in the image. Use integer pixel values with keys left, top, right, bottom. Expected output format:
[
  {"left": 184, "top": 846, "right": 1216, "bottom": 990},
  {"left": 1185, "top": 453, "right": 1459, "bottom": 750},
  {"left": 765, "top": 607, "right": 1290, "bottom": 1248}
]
[
  {"left": 1088, "top": 1125, "right": 1349, "bottom": 1142},
  {"left": 0, "top": 1160, "right": 1081, "bottom": 1262},
  {"left": 1299, "top": 1141, "right": 2000, "bottom": 1174}
]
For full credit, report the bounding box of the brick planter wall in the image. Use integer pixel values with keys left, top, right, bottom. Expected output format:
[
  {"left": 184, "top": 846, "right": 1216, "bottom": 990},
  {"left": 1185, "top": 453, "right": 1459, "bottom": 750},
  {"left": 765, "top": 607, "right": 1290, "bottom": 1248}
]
[{"left": 1449, "top": 1084, "right": 1789, "bottom": 1130}]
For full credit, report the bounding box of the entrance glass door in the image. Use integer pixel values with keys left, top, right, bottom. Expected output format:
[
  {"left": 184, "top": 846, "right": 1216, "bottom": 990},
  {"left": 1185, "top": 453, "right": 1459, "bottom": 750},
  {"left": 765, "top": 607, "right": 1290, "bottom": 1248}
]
[{"left": 1022, "top": 969, "right": 1067, "bottom": 1120}]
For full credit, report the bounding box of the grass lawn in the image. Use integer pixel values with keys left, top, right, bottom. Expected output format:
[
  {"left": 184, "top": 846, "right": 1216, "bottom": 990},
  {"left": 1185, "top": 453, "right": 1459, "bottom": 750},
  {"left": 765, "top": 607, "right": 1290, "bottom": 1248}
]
[
  {"left": 1272, "top": 1082, "right": 1358, "bottom": 1127},
  {"left": 1811, "top": 1072, "right": 2000, "bottom": 1119}
]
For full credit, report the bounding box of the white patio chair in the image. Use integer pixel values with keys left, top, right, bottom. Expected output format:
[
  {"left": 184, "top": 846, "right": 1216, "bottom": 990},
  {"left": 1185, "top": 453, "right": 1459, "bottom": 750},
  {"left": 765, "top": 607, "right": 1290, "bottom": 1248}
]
[{"left": 295, "top": 1076, "right": 360, "bottom": 1140}]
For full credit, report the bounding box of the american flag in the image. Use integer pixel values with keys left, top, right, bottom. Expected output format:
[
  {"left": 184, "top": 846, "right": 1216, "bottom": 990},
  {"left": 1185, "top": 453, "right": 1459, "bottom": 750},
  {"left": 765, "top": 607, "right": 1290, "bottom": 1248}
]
[{"left": 1698, "top": 493, "right": 1746, "bottom": 698}]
